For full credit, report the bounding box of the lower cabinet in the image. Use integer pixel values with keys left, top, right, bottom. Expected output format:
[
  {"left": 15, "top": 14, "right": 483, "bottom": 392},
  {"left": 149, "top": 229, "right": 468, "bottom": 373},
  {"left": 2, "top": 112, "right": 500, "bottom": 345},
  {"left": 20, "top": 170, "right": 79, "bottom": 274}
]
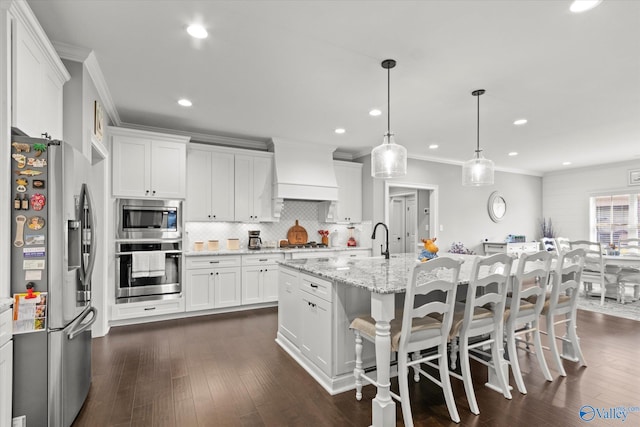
[
  {"left": 111, "top": 297, "right": 185, "bottom": 321},
  {"left": 300, "top": 279, "right": 332, "bottom": 377},
  {"left": 278, "top": 267, "right": 300, "bottom": 345},
  {"left": 185, "top": 256, "right": 242, "bottom": 312},
  {"left": 241, "top": 254, "right": 283, "bottom": 305}
]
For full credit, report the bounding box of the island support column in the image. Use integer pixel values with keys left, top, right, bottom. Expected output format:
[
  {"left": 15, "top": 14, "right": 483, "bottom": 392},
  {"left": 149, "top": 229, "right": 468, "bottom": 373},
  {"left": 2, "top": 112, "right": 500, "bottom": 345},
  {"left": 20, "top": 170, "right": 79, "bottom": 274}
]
[{"left": 370, "top": 292, "right": 396, "bottom": 427}]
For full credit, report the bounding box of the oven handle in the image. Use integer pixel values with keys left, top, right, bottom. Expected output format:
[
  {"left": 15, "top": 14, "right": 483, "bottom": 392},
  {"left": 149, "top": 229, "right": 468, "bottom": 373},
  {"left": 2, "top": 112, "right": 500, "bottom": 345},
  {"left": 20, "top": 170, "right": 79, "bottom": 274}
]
[{"left": 115, "top": 251, "right": 183, "bottom": 257}]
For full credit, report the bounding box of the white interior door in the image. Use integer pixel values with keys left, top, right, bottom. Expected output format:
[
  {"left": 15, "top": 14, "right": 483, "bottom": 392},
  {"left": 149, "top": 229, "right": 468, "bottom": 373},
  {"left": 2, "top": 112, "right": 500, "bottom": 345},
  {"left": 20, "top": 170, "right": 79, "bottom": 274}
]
[
  {"left": 405, "top": 196, "right": 417, "bottom": 252},
  {"left": 389, "top": 197, "right": 405, "bottom": 254}
]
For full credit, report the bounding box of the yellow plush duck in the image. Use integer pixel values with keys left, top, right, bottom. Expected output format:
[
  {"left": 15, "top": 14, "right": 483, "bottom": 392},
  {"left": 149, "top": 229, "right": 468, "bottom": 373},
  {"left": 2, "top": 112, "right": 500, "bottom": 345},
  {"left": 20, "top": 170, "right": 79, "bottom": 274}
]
[{"left": 418, "top": 237, "right": 439, "bottom": 262}]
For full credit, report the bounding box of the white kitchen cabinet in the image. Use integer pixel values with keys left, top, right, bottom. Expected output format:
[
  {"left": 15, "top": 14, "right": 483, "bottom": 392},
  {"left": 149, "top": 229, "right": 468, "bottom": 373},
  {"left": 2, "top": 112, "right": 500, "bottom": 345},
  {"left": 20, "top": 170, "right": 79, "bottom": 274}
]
[
  {"left": 235, "top": 153, "right": 274, "bottom": 222},
  {"left": 111, "top": 297, "right": 185, "bottom": 321},
  {"left": 186, "top": 146, "right": 234, "bottom": 221},
  {"left": 319, "top": 161, "right": 362, "bottom": 223},
  {"left": 111, "top": 127, "right": 188, "bottom": 199},
  {"left": 278, "top": 268, "right": 300, "bottom": 346},
  {"left": 483, "top": 241, "right": 540, "bottom": 256},
  {"left": 11, "top": 3, "right": 69, "bottom": 139},
  {"left": 0, "top": 308, "right": 12, "bottom": 427},
  {"left": 300, "top": 288, "right": 332, "bottom": 376},
  {"left": 185, "top": 256, "right": 242, "bottom": 311},
  {"left": 241, "top": 254, "right": 283, "bottom": 305}
]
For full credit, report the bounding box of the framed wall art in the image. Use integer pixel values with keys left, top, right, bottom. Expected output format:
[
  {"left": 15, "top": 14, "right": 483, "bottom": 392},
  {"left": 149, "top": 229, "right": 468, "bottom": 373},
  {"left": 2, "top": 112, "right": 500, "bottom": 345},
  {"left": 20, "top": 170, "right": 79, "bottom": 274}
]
[{"left": 93, "top": 100, "right": 104, "bottom": 142}]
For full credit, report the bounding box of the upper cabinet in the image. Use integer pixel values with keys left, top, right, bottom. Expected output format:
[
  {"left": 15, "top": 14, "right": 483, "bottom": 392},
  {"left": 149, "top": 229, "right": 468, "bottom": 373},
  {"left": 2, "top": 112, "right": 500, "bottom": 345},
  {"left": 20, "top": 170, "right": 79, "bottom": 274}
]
[
  {"left": 319, "top": 161, "right": 362, "bottom": 223},
  {"left": 235, "top": 153, "right": 274, "bottom": 222},
  {"left": 10, "top": 1, "right": 70, "bottom": 139},
  {"left": 186, "top": 146, "right": 235, "bottom": 221},
  {"left": 185, "top": 144, "right": 274, "bottom": 222},
  {"left": 110, "top": 127, "right": 188, "bottom": 199}
]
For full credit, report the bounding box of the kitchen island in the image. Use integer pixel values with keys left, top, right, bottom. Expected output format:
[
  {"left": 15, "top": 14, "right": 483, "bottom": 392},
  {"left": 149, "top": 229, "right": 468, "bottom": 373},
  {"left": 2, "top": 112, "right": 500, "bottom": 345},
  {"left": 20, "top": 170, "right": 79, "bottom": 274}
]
[{"left": 276, "top": 253, "right": 476, "bottom": 427}]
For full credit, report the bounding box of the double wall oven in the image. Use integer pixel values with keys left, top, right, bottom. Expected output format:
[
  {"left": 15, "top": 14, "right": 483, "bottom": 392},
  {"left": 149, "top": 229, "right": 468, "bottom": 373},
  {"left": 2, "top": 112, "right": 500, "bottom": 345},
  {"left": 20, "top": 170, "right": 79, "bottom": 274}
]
[{"left": 116, "top": 199, "right": 182, "bottom": 303}]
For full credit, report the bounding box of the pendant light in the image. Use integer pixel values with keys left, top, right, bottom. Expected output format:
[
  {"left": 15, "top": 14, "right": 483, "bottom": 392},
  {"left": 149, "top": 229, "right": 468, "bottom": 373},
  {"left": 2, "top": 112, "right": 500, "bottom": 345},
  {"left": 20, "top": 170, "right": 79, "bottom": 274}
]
[
  {"left": 371, "top": 59, "right": 407, "bottom": 178},
  {"left": 462, "top": 89, "right": 494, "bottom": 186}
]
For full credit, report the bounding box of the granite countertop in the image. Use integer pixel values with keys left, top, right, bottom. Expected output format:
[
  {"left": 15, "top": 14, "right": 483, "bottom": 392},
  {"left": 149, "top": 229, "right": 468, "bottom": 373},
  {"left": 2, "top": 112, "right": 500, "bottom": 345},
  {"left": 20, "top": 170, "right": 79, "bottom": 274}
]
[
  {"left": 279, "top": 253, "right": 479, "bottom": 294},
  {"left": 184, "top": 246, "right": 372, "bottom": 257}
]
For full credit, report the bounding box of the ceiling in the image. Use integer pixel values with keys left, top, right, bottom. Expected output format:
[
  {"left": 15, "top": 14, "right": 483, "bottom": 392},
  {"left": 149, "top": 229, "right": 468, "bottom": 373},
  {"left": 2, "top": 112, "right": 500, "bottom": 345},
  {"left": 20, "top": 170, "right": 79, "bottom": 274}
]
[{"left": 28, "top": 0, "right": 640, "bottom": 175}]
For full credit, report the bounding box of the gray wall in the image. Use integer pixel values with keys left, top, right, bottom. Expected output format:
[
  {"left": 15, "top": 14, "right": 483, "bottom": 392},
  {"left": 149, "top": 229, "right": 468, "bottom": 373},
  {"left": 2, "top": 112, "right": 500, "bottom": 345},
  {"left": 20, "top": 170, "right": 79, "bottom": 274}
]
[
  {"left": 543, "top": 159, "right": 640, "bottom": 240},
  {"left": 359, "top": 156, "right": 542, "bottom": 255}
]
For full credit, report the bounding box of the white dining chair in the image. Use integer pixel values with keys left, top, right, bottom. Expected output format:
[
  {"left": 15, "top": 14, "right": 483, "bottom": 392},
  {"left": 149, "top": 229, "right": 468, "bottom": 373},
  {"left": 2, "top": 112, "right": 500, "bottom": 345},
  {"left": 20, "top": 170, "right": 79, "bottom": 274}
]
[
  {"left": 350, "top": 257, "right": 464, "bottom": 425},
  {"left": 570, "top": 240, "right": 618, "bottom": 305},
  {"left": 541, "top": 248, "right": 587, "bottom": 377},
  {"left": 504, "top": 250, "right": 554, "bottom": 394},
  {"left": 446, "top": 253, "right": 513, "bottom": 415},
  {"left": 617, "top": 238, "right": 640, "bottom": 304}
]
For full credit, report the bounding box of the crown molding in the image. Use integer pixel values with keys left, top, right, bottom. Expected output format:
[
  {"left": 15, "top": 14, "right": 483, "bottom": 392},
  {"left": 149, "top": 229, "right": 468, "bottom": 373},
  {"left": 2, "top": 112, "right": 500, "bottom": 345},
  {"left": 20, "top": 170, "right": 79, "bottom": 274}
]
[{"left": 52, "top": 40, "right": 90, "bottom": 62}]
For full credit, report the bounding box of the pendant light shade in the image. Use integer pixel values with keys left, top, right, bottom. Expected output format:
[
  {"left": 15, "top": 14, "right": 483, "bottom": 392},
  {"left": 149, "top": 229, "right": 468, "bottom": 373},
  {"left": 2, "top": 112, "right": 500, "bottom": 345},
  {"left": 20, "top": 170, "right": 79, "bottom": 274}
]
[
  {"left": 371, "top": 59, "right": 407, "bottom": 178},
  {"left": 462, "top": 89, "right": 494, "bottom": 186}
]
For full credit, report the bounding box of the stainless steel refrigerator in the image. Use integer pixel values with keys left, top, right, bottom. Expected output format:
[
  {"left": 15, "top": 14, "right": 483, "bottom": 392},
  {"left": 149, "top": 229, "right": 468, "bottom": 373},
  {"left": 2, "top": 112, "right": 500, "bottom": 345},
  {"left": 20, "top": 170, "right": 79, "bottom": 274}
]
[{"left": 10, "top": 135, "right": 97, "bottom": 427}]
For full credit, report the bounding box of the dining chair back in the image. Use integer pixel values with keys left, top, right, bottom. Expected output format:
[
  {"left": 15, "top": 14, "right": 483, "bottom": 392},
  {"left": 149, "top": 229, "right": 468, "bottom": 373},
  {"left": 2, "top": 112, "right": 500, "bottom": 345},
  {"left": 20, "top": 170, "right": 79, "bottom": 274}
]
[
  {"left": 350, "top": 257, "right": 464, "bottom": 425},
  {"left": 447, "top": 253, "right": 513, "bottom": 415},
  {"left": 555, "top": 237, "right": 571, "bottom": 254},
  {"left": 504, "top": 250, "right": 554, "bottom": 394},
  {"left": 617, "top": 238, "right": 640, "bottom": 303},
  {"left": 543, "top": 248, "right": 587, "bottom": 377},
  {"left": 570, "top": 240, "right": 618, "bottom": 305}
]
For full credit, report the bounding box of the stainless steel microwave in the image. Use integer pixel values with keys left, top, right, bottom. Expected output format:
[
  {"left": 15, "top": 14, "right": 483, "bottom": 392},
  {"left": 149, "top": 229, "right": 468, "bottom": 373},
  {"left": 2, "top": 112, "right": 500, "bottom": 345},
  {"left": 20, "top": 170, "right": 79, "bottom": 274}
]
[{"left": 117, "top": 199, "right": 181, "bottom": 240}]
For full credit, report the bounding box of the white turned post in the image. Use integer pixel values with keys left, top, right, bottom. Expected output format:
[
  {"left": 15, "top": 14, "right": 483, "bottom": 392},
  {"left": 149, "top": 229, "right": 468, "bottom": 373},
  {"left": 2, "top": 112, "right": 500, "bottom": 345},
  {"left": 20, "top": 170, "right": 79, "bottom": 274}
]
[
  {"left": 354, "top": 331, "right": 363, "bottom": 400},
  {"left": 370, "top": 292, "right": 396, "bottom": 427}
]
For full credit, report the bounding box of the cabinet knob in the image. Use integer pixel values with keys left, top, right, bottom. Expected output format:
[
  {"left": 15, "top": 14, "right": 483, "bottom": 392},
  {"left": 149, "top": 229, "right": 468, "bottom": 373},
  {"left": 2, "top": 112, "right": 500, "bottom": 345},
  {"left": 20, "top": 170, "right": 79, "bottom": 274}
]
[
  {"left": 208, "top": 215, "right": 211, "bottom": 218},
  {"left": 216, "top": 272, "right": 219, "bottom": 275},
  {"left": 152, "top": 190, "right": 156, "bottom": 195},
  {"left": 145, "top": 190, "right": 150, "bottom": 195}
]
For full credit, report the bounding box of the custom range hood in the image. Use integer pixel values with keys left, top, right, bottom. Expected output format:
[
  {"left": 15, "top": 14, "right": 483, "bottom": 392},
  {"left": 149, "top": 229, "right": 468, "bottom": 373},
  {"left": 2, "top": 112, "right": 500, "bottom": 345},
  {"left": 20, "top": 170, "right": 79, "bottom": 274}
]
[{"left": 270, "top": 138, "right": 338, "bottom": 217}]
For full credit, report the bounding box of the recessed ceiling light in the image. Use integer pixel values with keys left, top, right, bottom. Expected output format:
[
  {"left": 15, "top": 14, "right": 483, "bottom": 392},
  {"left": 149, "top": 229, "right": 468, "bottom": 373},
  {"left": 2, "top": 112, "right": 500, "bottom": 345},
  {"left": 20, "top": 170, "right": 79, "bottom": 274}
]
[
  {"left": 178, "top": 99, "right": 192, "bottom": 107},
  {"left": 187, "top": 24, "right": 208, "bottom": 39},
  {"left": 513, "top": 119, "right": 528, "bottom": 125},
  {"left": 570, "top": 0, "right": 602, "bottom": 13},
  {"left": 369, "top": 109, "right": 382, "bottom": 117},
  {"left": 334, "top": 128, "right": 346, "bottom": 134},
  {"left": 562, "top": 161, "right": 572, "bottom": 166},
  {"left": 508, "top": 152, "right": 518, "bottom": 156},
  {"left": 428, "top": 144, "right": 439, "bottom": 149}
]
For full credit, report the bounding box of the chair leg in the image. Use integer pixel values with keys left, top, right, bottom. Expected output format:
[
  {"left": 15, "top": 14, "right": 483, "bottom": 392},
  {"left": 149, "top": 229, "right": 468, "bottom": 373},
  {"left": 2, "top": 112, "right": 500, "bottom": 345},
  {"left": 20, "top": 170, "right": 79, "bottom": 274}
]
[
  {"left": 438, "top": 343, "right": 460, "bottom": 423},
  {"left": 354, "top": 331, "right": 363, "bottom": 400},
  {"left": 397, "top": 353, "right": 414, "bottom": 427},
  {"left": 491, "top": 332, "right": 512, "bottom": 400},
  {"left": 411, "top": 351, "right": 420, "bottom": 382},
  {"left": 600, "top": 282, "right": 606, "bottom": 305},
  {"left": 532, "top": 320, "right": 553, "bottom": 382},
  {"left": 568, "top": 313, "right": 587, "bottom": 368},
  {"left": 506, "top": 329, "right": 527, "bottom": 394},
  {"left": 546, "top": 314, "right": 566, "bottom": 377},
  {"left": 449, "top": 337, "right": 459, "bottom": 370},
  {"left": 459, "top": 338, "right": 480, "bottom": 415}
]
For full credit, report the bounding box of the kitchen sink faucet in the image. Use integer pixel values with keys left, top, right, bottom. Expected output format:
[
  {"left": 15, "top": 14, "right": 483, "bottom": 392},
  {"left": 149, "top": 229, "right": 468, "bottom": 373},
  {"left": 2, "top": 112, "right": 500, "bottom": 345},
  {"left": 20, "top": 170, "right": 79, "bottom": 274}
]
[{"left": 372, "top": 222, "right": 390, "bottom": 260}]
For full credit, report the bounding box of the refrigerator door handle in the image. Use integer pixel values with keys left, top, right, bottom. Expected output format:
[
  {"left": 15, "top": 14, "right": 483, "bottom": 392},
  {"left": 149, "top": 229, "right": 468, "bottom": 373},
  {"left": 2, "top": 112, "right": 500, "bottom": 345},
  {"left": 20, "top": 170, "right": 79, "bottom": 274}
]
[
  {"left": 67, "top": 306, "right": 97, "bottom": 340},
  {"left": 80, "top": 183, "right": 97, "bottom": 288}
]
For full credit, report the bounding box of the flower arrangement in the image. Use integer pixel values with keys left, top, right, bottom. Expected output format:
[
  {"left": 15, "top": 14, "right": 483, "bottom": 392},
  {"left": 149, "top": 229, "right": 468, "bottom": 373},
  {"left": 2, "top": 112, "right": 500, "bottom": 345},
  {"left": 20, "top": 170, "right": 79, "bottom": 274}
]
[
  {"left": 318, "top": 230, "right": 330, "bottom": 245},
  {"left": 540, "top": 217, "right": 556, "bottom": 238},
  {"left": 448, "top": 241, "right": 475, "bottom": 255}
]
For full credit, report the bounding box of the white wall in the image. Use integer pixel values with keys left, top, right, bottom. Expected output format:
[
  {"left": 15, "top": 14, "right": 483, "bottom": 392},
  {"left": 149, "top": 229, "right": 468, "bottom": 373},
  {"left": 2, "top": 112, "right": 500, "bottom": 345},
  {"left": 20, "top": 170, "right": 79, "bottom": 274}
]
[
  {"left": 543, "top": 159, "right": 640, "bottom": 240},
  {"left": 360, "top": 156, "right": 543, "bottom": 255}
]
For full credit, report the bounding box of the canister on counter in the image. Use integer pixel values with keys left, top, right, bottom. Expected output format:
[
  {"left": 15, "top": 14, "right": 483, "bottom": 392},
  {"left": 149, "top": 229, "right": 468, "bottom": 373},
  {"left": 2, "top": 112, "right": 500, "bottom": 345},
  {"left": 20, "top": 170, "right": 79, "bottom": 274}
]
[
  {"left": 227, "top": 238, "right": 240, "bottom": 250},
  {"left": 194, "top": 241, "right": 204, "bottom": 251},
  {"left": 208, "top": 240, "right": 219, "bottom": 251}
]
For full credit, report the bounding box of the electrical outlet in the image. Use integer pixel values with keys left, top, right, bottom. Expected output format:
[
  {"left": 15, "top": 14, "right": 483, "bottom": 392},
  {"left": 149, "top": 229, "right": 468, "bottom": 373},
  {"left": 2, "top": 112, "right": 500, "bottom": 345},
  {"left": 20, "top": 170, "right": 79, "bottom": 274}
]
[
  {"left": 439, "top": 224, "right": 444, "bottom": 232},
  {"left": 425, "top": 225, "right": 429, "bottom": 231}
]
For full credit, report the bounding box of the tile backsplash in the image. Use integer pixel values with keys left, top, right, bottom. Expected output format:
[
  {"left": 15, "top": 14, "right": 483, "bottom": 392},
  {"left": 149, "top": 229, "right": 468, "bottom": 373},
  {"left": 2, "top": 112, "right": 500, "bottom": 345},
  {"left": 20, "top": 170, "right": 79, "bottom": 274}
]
[{"left": 185, "top": 200, "right": 372, "bottom": 251}]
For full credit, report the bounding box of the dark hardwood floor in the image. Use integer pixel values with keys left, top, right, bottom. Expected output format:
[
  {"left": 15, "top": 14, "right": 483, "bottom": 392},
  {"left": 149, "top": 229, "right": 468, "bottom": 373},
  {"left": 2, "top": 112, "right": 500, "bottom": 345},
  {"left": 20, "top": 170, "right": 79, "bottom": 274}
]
[{"left": 72, "top": 307, "right": 640, "bottom": 427}]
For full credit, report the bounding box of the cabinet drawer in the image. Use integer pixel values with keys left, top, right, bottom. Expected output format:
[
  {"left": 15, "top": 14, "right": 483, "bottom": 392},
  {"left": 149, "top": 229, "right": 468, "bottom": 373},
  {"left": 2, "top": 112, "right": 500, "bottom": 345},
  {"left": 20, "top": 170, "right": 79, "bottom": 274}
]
[
  {"left": 0, "top": 309, "right": 11, "bottom": 347},
  {"left": 337, "top": 249, "right": 371, "bottom": 258},
  {"left": 111, "top": 297, "right": 185, "bottom": 320},
  {"left": 300, "top": 273, "right": 333, "bottom": 303},
  {"left": 242, "top": 253, "right": 284, "bottom": 266},
  {"left": 187, "top": 255, "right": 241, "bottom": 269}
]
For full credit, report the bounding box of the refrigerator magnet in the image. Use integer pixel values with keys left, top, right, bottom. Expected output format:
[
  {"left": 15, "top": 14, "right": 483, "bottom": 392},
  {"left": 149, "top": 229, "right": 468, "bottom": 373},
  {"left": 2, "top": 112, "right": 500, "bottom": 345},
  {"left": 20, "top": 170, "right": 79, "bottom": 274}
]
[
  {"left": 23, "top": 259, "right": 45, "bottom": 269},
  {"left": 27, "top": 158, "right": 47, "bottom": 168},
  {"left": 32, "top": 179, "right": 45, "bottom": 189},
  {"left": 12, "top": 153, "right": 26, "bottom": 168},
  {"left": 16, "top": 169, "right": 43, "bottom": 176},
  {"left": 25, "top": 234, "right": 45, "bottom": 245},
  {"left": 28, "top": 216, "right": 45, "bottom": 230},
  {"left": 23, "top": 247, "right": 45, "bottom": 258},
  {"left": 25, "top": 270, "right": 42, "bottom": 281},
  {"left": 16, "top": 178, "right": 28, "bottom": 192},
  {"left": 30, "top": 194, "right": 46, "bottom": 211}
]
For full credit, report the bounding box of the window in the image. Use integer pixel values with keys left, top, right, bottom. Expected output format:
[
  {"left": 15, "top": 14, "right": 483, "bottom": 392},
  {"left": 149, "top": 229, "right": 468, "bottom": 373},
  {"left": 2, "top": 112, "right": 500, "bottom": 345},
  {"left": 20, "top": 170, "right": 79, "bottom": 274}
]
[{"left": 591, "top": 194, "right": 640, "bottom": 246}]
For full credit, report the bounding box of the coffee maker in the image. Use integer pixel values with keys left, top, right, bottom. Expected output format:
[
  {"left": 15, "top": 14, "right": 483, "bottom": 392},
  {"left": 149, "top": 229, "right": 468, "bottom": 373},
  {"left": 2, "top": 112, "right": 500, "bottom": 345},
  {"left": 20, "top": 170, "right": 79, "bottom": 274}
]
[{"left": 248, "top": 230, "right": 262, "bottom": 250}]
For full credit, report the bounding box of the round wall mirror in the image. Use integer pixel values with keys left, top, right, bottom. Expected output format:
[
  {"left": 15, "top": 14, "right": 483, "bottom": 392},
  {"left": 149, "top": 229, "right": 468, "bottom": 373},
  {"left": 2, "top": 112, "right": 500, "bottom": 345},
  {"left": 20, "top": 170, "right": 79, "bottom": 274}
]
[{"left": 488, "top": 191, "right": 507, "bottom": 222}]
